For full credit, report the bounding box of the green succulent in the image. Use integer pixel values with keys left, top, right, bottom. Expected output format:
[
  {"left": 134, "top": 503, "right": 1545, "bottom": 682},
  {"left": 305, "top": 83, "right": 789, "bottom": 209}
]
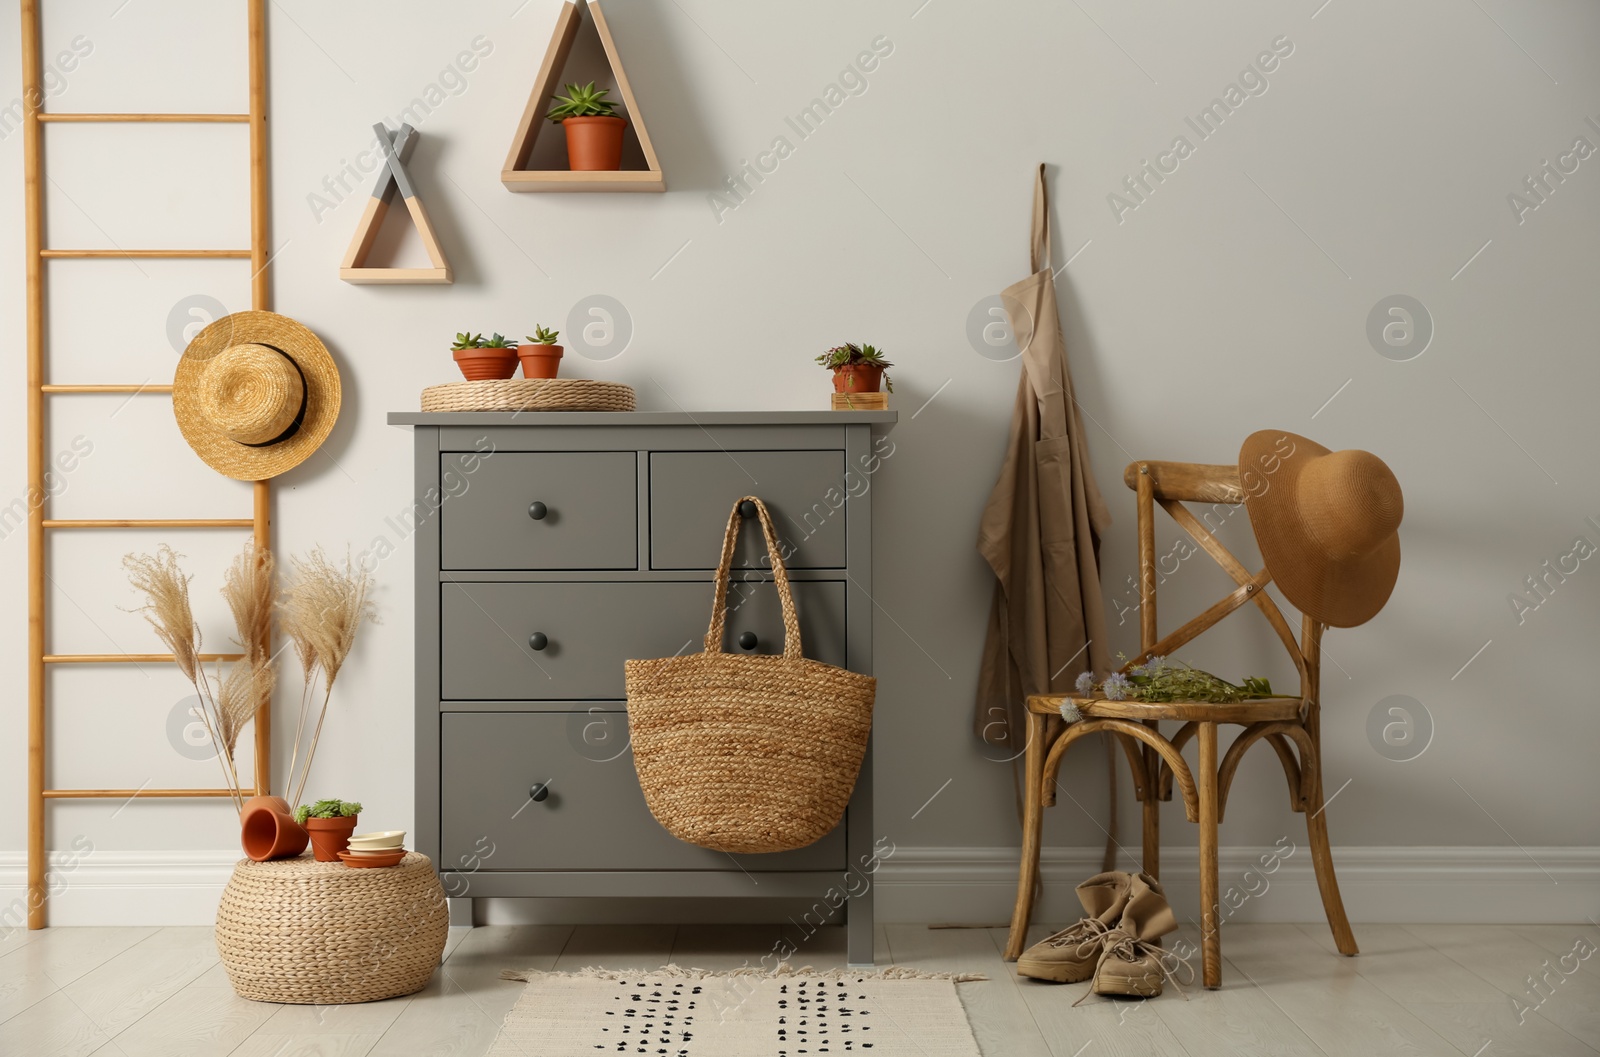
[
  {"left": 526, "top": 326, "right": 560, "bottom": 345},
  {"left": 815, "top": 342, "right": 895, "bottom": 392},
  {"left": 548, "top": 81, "right": 619, "bottom": 122},
  {"left": 480, "top": 333, "right": 516, "bottom": 348},
  {"left": 451, "top": 332, "right": 484, "bottom": 351},
  {"left": 294, "top": 798, "right": 362, "bottom": 825}
]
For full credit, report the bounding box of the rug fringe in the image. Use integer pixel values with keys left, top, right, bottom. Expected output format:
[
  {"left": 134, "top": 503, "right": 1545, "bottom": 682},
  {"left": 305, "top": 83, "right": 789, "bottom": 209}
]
[{"left": 500, "top": 963, "right": 987, "bottom": 983}]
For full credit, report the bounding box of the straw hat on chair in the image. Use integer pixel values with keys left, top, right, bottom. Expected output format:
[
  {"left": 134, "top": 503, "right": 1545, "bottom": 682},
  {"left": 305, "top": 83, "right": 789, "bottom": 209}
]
[
  {"left": 1240, "top": 430, "right": 1403, "bottom": 628},
  {"left": 173, "top": 311, "right": 342, "bottom": 481}
]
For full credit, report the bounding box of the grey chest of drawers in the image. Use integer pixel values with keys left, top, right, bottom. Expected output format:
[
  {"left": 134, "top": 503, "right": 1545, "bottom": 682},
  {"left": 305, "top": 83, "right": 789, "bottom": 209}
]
[{"left": 388, "top": 410, "right": 896, "bottom": 966}]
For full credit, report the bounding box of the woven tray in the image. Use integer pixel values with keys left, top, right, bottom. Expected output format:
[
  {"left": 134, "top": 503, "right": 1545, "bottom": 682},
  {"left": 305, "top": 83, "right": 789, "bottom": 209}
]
[{"left": 421, "top": 378, "right": 636, "bottom": 413}]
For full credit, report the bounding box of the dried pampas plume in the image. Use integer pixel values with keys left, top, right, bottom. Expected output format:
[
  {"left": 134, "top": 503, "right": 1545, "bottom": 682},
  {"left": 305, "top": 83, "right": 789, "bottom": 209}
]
[
  {"left": 280, "top": 548, "right": 373, "bottom": 690},
  {"left": 123, "top": 540, "right": 375, "bottom": 818},
  {"left": 124, "top": 542, "right": 278, "bottom": 814},
  {"left": 281, "top": 548, "right": 376, "bottom": 809},
  {"left": 122, "top": 546, "right": 200, "bottom": 683},
  {"left": 217, "top": 541, "right": 276, "bottom": 761}
]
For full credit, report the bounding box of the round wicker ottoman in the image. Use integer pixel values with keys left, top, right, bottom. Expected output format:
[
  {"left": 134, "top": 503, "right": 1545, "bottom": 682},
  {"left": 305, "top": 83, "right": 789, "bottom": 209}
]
[{"left": 215, "top": 852, "right": 448, "bottom": 1004}]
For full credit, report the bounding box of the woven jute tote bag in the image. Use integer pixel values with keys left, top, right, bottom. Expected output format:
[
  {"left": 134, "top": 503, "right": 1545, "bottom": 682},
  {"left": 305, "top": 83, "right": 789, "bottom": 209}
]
[{"left": 625, "top": 496, "right": 876, "bottom": 854}]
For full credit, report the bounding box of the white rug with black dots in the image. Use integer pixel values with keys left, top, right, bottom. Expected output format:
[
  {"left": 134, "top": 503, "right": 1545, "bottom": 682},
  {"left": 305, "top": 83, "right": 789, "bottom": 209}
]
[{"left": 493, "top": 965, "right": 984, "bottom": 1056}]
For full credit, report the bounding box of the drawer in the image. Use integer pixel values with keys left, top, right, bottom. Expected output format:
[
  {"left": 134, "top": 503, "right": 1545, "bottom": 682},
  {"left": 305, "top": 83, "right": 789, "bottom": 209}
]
[
  {"left": 440, "top": 712, "right": 847, "bottom": 871},
  {"left": 440, "top": 580, "right": 847, "bottom": 700},
  {"left": 440, "top": 451, "right": 637, "bottom": 570},
  {"left": 649, "top": 451, "right": 846, "bottom": 569}
]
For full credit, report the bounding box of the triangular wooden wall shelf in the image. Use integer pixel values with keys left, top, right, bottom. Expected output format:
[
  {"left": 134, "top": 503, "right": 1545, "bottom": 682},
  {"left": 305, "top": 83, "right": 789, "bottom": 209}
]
[
  {"left": 340, "top": 123, "right": 453, "bottom": 284},
  {"left": 502, "top": 0, "right": 665, "bottom": 192}
]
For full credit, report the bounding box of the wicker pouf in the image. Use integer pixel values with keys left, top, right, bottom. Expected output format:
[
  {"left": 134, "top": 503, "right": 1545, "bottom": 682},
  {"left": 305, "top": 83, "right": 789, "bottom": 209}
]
[{"left": 215, "top": 852, "right": 448, "bottom": 1004}]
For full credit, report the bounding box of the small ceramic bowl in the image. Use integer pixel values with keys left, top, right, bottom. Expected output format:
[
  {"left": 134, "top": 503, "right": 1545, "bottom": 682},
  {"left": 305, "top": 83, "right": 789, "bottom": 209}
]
[
  {"left": 338, "top": 848, "right": 406, "bottom": 868},
  {"left": 347, "top": 830, "right": 405, "bottom": 851}
]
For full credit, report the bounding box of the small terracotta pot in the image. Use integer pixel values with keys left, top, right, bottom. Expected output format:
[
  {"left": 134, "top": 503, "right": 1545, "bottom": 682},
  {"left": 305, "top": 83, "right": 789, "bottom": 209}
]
[
  {"left": 453, "top": 347, "right": 519, "bottom": 382},
  {"left": 305, "top": 815, "right": 359, "bottom": 862},
  {"left": 562, "top": 116, "right": 627, "bottom": 171},
  {"left": 518, "top": 344, "right": 564, "bottom": 380},
  {"left": 831, "top": 364, "right": 884, "bottom": 393},
  {"left": 240, "top": 796, "right": 308, "bottom": 862}
]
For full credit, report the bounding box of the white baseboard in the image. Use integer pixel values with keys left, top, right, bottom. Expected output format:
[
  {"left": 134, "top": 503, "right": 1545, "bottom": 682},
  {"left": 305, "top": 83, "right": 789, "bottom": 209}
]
[
  {"left": 2, "top": 846, "right": 1596, "bottom": 929},
  {"left": 0, "top": 851, "right": 238, "bottom": 931},
  {"left": 872, "top": 845, "right": 1600, "bottom": 925}
]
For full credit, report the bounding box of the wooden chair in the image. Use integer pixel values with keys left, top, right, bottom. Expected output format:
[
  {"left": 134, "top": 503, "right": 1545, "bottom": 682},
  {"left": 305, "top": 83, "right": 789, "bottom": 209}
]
[{"left": 1003, "top": 459, "right": 1359, "bottom": 988}]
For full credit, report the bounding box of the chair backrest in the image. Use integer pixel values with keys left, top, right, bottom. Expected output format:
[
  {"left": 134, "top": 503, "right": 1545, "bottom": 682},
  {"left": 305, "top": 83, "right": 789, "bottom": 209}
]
[{"left": 1121, "top": 460, "right": 1323, "bottom": 704}]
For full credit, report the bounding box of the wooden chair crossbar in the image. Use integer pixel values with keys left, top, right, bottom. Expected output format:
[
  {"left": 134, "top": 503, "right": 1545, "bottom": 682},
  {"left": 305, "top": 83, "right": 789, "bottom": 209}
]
[{"left": 1004, "top": 459, "right": 1358, "bottom": 988}]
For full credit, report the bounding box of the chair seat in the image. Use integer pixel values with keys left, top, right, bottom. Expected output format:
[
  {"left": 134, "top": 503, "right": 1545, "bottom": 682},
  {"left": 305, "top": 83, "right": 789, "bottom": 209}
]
[{"left": 1025, "top": 693, "right": 1305, "bottom": 723}]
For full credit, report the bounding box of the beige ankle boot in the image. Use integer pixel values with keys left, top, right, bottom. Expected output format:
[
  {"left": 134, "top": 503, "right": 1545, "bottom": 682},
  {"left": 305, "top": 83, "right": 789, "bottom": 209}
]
[
  {"left": 1016, "top": 871, "right": 1154, "bottom": 983},
  {"left": 1086, "top": 873, "right": 1184, "bottom": 998}
]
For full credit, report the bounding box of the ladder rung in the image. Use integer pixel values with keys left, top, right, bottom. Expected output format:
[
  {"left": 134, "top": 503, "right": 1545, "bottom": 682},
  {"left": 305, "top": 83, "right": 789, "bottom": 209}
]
[
  {"left": 41, "top": 384, "right": 173, "bottom": 394},
  {"left": 44, "top": 518, "right": 253, "bottom": 529},
  {"left": 40, "top": 249, "right": 252, "bottom": 259},
  {"left": 45, "top": 653, "right": 244, "bottom": 664},
  {"left": 38, "top": 113, "right": 249, "bottom": 124},
  {"left": 43, "top": 788, "right": 256, "bottom": 799}
]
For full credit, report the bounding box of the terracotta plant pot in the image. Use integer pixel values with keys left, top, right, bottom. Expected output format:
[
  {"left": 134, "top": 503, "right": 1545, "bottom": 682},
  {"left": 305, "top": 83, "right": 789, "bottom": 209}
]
[
  {"left": 305, "top": 815, "right": 359, "bottom": 862},
  {"left": 518, "top": 344, "right": 564, "bottom": 380},
  {"left": 561, "top": 116, "right": 627, "bottom": 171},
  {"left": 240, "top": 796, "right": 308, "bottom": 862},
  {"left": 831, "top": 364, "right": 884, "bottom": 393},
  {"left": 453, "top": 347, "right": 518, "bottom": 382}
]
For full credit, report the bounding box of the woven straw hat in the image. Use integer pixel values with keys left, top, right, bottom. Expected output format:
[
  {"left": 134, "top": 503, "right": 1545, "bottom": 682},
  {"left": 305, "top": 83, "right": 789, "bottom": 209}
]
[
  {"left": 173, "top": 311, "right": 341, "bottom": 481},
  {"left": 1240, "top": 430, "right": 1403, "bottom": 628}
]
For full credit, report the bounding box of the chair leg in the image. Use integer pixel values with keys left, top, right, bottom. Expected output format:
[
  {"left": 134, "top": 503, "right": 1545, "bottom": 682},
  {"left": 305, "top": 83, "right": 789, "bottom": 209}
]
[
  {"left": 1196, "top": 723, "right": 1222, "bottom": 989},
  {"left": 1141, "top": 742, "right": 1160, "bottom": 879},
  {"left": 1005, "top": 711, "right": 1048, "bottom": 961},
  {"left": 1305, "top": 767, "right": 1359, "bottom": 956}
]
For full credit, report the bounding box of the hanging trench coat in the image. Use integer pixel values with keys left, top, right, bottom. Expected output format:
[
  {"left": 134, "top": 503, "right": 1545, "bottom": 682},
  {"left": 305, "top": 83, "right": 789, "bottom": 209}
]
[{"left": 975, "top": 165, "right": 1113, "bottom": 757}]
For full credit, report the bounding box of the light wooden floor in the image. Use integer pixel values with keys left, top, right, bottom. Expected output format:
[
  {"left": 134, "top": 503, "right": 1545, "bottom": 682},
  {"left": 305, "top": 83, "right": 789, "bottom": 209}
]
[{"left": 1, "top": 920, "right": 1596, "bottom": 1056}]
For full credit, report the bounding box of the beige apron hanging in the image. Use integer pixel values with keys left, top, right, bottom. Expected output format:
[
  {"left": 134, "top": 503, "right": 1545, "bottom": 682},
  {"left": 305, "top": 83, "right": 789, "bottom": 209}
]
[{"left": 975, "top": 164, "right": 1116, "bottom": 862}]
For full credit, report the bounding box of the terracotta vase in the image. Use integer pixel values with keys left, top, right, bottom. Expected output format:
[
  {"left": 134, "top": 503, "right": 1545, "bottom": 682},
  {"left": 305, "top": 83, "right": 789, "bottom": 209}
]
[
  {"left": 305, "top": 815, "right": 359, "bottom": 862},
  {"left": 561, "top": 116, "right": 627, "bottom": 171},
  {"left": 831, "top": 364, "right": 884, "bottom": 393},
  {"left": 453, "top": 347, "right": 519, "bottom": 381},
  {"left": 518, "top": 344, "right": 563, "bottom": 380},
  {"left": 239, "top": 796, "right": 308, "bottom": 862}
]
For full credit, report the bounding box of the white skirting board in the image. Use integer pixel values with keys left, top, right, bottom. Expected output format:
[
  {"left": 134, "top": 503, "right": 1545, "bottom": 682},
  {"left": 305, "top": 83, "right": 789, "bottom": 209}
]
[
  {"left": 871, "top": 845, "right": 1600, "bottom": 925},
  {"left": 1, "top": 846, "right": 1596, "bottom": 929}
]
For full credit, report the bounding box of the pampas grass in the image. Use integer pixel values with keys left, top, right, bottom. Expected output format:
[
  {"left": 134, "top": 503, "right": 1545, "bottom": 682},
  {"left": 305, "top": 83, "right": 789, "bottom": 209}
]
[
  {"left": 280, "top": 548, "right": 375, "bottom": 810},
  {"left": 124, "top": 541, "right": 277, "bottom": 814},
  {"left": 123, "top": 546, "right": 200, "bottom": 684},
  {"left": 219, "top": 541, "right": 276, "bottom": 765},
  {"left": 123, "top": 540, "right": 374, "bottom": 817}
]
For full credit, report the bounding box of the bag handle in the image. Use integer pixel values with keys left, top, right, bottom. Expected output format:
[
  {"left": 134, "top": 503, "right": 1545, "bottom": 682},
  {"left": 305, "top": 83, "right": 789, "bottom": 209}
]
[{"left": 703, "top": 496, "right": 803, "bottom": 660}]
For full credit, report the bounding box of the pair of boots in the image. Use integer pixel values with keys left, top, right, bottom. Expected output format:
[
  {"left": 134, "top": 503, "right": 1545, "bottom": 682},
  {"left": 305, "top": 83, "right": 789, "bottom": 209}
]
[{"left": 1016, "top": 871, "right": 1185, "bottom": 999}]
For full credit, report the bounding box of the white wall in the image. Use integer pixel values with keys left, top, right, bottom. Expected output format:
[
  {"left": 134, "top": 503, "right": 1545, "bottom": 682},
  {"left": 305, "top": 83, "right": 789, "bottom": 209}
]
[{"left": 2, "top": 0, "right": 1597, "bottom": 926}]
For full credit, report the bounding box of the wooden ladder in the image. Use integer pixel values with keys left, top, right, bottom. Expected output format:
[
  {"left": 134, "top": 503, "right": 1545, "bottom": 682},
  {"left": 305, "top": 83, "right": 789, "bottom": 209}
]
[{"left": 21, "top": 0, "right": 273, "bottom": 929}]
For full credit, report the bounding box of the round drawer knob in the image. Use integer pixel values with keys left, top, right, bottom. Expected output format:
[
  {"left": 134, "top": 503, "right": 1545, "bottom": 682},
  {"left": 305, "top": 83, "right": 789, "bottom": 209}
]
[
  {"left": 739, "top": 500, "right": 758, "bottom": 518},
  {"left": 528, "top": 632, "right": 549, "bottom": 651},
  {"left": 529, "top": 782, "right": 550, "bottom": 803},
  {"left": 738, "top": 631, "right": 758, "bottom": 650},
  {"left": 528, "top": 501, "right": 548, "bottom": 520}
]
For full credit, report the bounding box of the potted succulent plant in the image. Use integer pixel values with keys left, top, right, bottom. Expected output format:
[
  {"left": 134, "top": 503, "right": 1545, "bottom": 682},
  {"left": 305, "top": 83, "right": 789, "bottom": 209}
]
[
  {"left": 296, "top": 798, "right": 363, "bottom": 862},
  {"left": 816, "top": 343, "right": 894, "bottom": 394},
  {"left": 548, "top": 81, "right": 626, "bottom": 171},
  {"left": 519, "top": 326, "right": 563, "bottom": 379},
  {"left": 452, "top": 332, "right": 518, "bottom": 382}
]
